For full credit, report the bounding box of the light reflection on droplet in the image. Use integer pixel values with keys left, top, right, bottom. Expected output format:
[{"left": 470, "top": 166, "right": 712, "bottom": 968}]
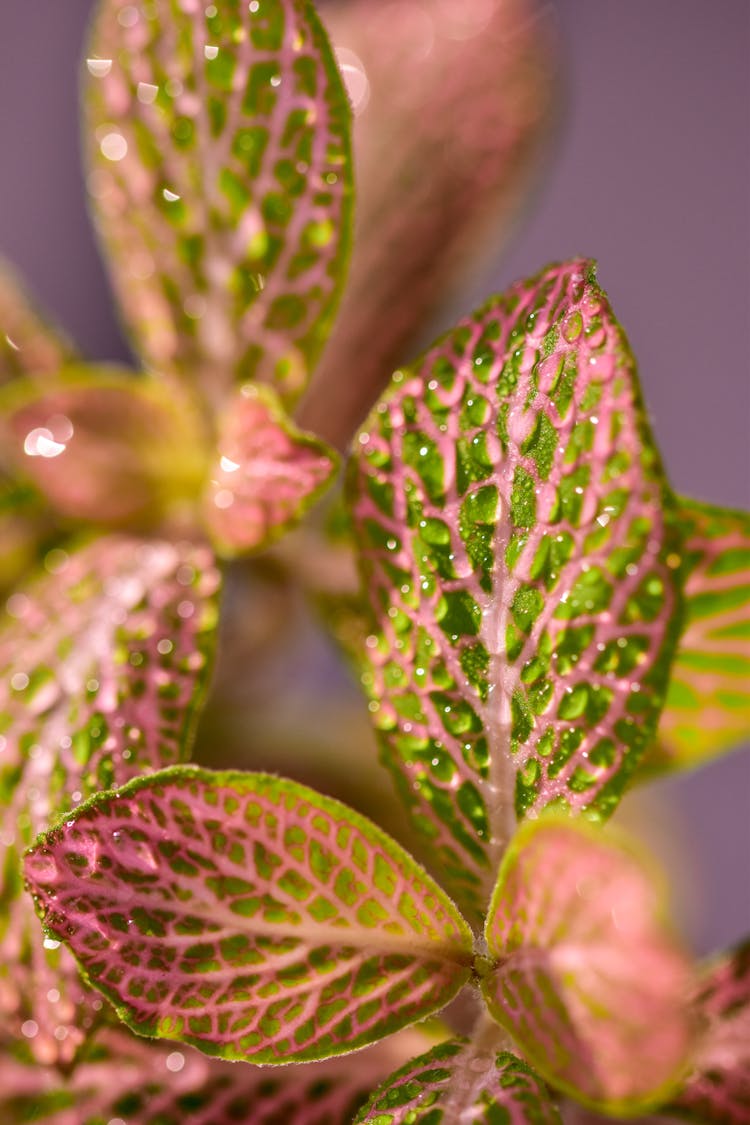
[
  {"left": 100, "top": 132, "right": 128, "bottom": 162},
  {"left": 117, "top": 5, "right": 139, "bottom": 27},
  {"left": 270, "top": 74, "right": 281, "bottom": 88},
  {"left": 157, "top": 639, "right": 174, "bottom": 656},
  {"left": 219, "top": 455, "right": 240, "bottom": 473},
  {"left": 11, "top": 672, "right": 29, "bottom": 691},
  {"left": 137, "top": 81, "right": 159, "bottom": 105},
  {"left": 86, "top": 58, "right": 113, "bottom": 78},
  {"left": 334, "top": 48, "right": 369, "bottom": 115},
  {"left": 6, "top": 593, "right": 29, "bottom": 619},
  {"left": 166, "top": 1050, "right": 185, "bottom": 1072},
  {"left": 45, "top": 548, "right": 69, "bottom": 575},
  {"left": 24, "top": 428, "right": 67, "bottom": 458},
  {"left": 204, "top": 44, "right": 219, "bottom": 60},
  {"left": 21, "top": 1020, "right": 39, "bottom": 1039},
  {"left": 177, "top": 600, "right": 195, "bottom": 619},
  {"left": 248, "top": 0, "right": 260, "bottom": 12},
  {"left": 214, "top": 489, "right": 234, "bottom": 510},
  {"left": 47, "top": 988, "right": 61, "bottom": 1003},
  {"left": 163, "top": 188, "right": 181, "bottom": 202},
  {"left": 165, "top": 77, "right": 184, "bottom": 98}
]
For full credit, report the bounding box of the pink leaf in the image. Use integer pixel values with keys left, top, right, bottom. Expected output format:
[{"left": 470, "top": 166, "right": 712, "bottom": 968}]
[
  {"left": 299, "top": 0, "right": 558, "bottom": 447},
  {"left": 0, "top": 537, "right": 221, "bottom": 1063},
  {"left": 0, "top": 1024, "right": 435, "bottom": 1124},
  {"left": 85, "top": 0, "right": 352, "bottom": 410},
  {"left": 650, "top": 499, "right": 750, "bottom": 777},
  {"left": 482, "top": 815, "right": 694, "bottom": 1114},
  {"left": 348, "top": 259, "right": 682, "bottom": 920},
  {"left": 204, "top": 386, "right": 338, "bottom": 555},
  {"left": 0, "top": 367, "right": 207, "bottom": 528},
  {"left": 25, "top": 768, "right": 472, "bottom": 1063},
  {"left": 354, "top": 1036, "right": 562, "bottom": 1124},
  {"left": 673, "top": 939, "right": 750, "bottom": 1124},
  {"left": 0, "top": 258, "right": 76, "bottom": 384}
]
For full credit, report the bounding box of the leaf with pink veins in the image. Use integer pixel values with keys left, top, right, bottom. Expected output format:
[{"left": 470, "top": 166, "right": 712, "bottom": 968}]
[
  {"left": 648, "top": 499, "right": 750, "bottom": 777},
  {"left": 204, "top": 385, "right": 338, "bottom": 555},
  {"left": 1, "top": 1024, "right": 437, "bottom": 1124},
  {"left": 0, "top": 537, "right": 221, "bottom": 1064},
  {"left": 25, "top": 768, "right": 473, "bottom": 1064},
  {"left": 348, "top": 258, "right": 683, "bottom": 921},
  {"left": 298, "top": 0, "right": 558, "bottom": 448},
  {"left": 0, "top": 258, "right": 77, "bottom": 384},
  {"left": 85, "top": 0, "right": 352, "bottom": 411},
  {"left": 671, "top": 939, "right": 750, "bottom": 1124},
  {"left": 0, "top": 367, "right": 208, "bottom": 529},
  {"left": 354, "top": 1037, "right": 562, "bottom": 1124},
  {"left": 481, "top": 815, "right": 694, "bottom": 1115}
]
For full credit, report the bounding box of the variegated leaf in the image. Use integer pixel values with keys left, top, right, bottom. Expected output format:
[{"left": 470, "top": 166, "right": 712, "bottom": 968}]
[
  {"left": 298, "top": 0, "right": 557, "bottom": 448},
  {"left": 672, "top": 939, "right": 750, "bottom": 1124},
  {"left": 0, "top": 367, "right": 207, "bottom": 529},
  {"left": 481, "top": 816, "right": 694, "bottom": 1114},
  {"left": 85, "top": 0, "right": 352, "bottom": 409},
  {"left": 348, "top": 259, "right": 682, "bottom": 919},
  {"left": 651, "top": 499, "right": 750, "bottom": 776},
  {"left": 0, "top": 537, "right": 220, "bottom": 1063},
  {"left": 25, "top": 768, "right": 473, "bottom": 1063},
  {"left": 354, "top": 1037, "right": 562, "bottom": 1124},
  {"left": 1, "top": 1025, "right": 434, "bottom": 1125},
  {"left": 204, "top": 385, "right": 337, "bottom": 554},
  {"left": 0, "top": 258, "right": 76, "bottom": 384}
]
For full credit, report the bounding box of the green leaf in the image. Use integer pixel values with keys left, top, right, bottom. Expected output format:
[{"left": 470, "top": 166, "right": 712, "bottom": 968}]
[
  {"left": 0, "top": 366, "right": 208, "bottom": 528},
  {"left": 354, "top": 1037, "right": 562, "bottom": 1124},
  {"left": 203, "top": 385, "right": 338, "bottom": 555},
  {"left": 85, "top": 0, "right": 352, "bottom": 409},
  {"left": 648, "top": 499, "right": 750, "bottom": 776},
  {"left": 25, "top": 768, "right": 473, "bottom": 1063},
  {"left": 348, "top": 259, "right": 683, "bottom": 920},
  {"left": 481, "top": 815, "right": 694, "bottom": 1115},
  {"left": 0, "top": 537, "right": 221, "bottom": 1063}
]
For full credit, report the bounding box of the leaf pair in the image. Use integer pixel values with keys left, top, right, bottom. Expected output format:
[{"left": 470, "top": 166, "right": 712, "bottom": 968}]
[{"left": 25, "top": 767, "right": 693, "bottom": 1116}]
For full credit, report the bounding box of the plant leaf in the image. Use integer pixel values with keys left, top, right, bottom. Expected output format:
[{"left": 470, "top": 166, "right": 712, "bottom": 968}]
[
  {"left": 348, "top": 258, "right": 682, "bottom": 920},
  {"left": 85, "top": 0, "right": 352, "bottom": 410},
  {"left": 0, "top": 537, "right": 221, "bottom": 1062},
  {"left": 298, "top": 0, "right": 557, "bottom": 448},
  {"left": 25, "top": 768, "right": 473, "bottom": 1063},
  {"left": 0, "top": 366, "right": 208, "bottom": 528},
  {"left": 204, "top": 385, "right": 338, "bottom": 555},
  {"left": 481, "top": 815, "right": 694, "bottom": 1114},
  {"left": 649, "top": 499, "right": 750, "bottom": 776},
  {"left": 354, "top": 1037, "right": 562, "bottom": 1124},
  {"left": 671, "top": 939, "right": 750, "bottom": 1124},
  {"left": 0, "top": 259, "right": 76, "bottom": 384},
  {"left": 0, "top": 1025, "right": 436, "bottom": 1125}
]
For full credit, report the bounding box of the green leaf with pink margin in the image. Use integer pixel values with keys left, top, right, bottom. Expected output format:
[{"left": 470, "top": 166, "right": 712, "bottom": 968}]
[
  {"left": 348, "top": 258, "right": 683, "bottom": 920},
  {"left": 0, "top": 537, "right": 221, "bottom": 1063},
  {"left": 0, "top": 258, "right": 77, "bottom": 385},
  {"left": 481, "top": 815, "right": 694, "bottom": 1114},
  {"left": 298, "top": 0, "right": 557, "bottom": 448},
  {"left": 85, "top": 0, "right": 352, "bottom": 410},
  {"left": 671, "top": 939, "right": 750, "bottom": 1124},
  {"left": 25, "top": 768, "right": 473, "bottom": 1063},
  {"left": 354, "top": 1037, "right": 562, "bottom": 1124},
  {"left": 0, "top": 367, "right": 208, "bottom": 528},
  {"left": 648, "top": 499, "right": 750, "bottom": 777},
  {"left": 204, "top": 385, "right": 338, "bottom": 555},
  {"left": 1, "top": 1025, "right": 436, "bottom": 1124}
]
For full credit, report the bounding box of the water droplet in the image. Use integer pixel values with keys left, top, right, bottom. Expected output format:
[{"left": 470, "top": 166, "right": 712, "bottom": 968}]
[
  {"left": 86, "top": 58, "right": 113, "bottom": 78},
  {"left": 204, "top": 44, "right": 219, "bottom": 60},
  {"left": 11, "top": 672, "right": 29, "bottom": 691},
  {"left": 118, "top": 5, "right": 139, "bottom": 27},
  {"left": 100, "top": 132, "right": 128, "bottom": 162},
  {"left": 137, "top": 81, "right": 159, "bottom": 105},
  {"left": 21, "top": 1020, "right": 39, "bottom": 1039},
  {"left": 177, "top": 600, "right": 195, "bottom": 619},
  {"left": 219, "top": 455, "right": 240, "bottom": 473},
  {"left": 166, "top": 1050, "right": 185, "bottom": 1072},
  {"left": 47, "top": 988, "right": 61, "bottom": 1002},
  {"left": 24, "top": 427, "right": 66, "bottom": 458},
  {"left": 163, "top": 188, "right": 181, "bottom": 202},
  {"left": 43, "top": 938, "right": 61, "bottom": 951},
  {"left": 214, "top": 488, "right": 234, "bottom": 510}
]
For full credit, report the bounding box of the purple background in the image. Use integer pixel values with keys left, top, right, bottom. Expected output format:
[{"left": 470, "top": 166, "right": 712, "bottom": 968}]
[{"left": 0, "top": 1, "right": 748, "bottom": 953}]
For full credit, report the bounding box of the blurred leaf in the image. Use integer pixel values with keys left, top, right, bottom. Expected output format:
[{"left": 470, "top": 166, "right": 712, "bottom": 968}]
[
  {"left": 0, "top": 367, "right": 208, "bottom": 529},
  {"left": 299, "top": 0, "right": 558, "bottom": 446},
  {"left": 482, "top": 816, "right": 694, "bottom": 1114},
  {"left": 648, "top": 499, "right": 750, "bottom": 776},
  {"left": 672, "top": 939, "right": 750, "bottom": 1124},
  {"left": 204, "top": 385, "right": 338, "bottom": 555},
  {"left": 0, "top": 259, "right": 76, "bottom": 385},
  {"left": 25, "top": 767, "right": 472, "bottom": 1063},
  {"left": 0, "top": 537, "right": 221, "bottom": 1063},
  {"left": 85, "top": 0, "right": 352, "bottom": 409},
  {"left": 347, "top": 259, "right": 682, "bottom": 920},
  {"left": 354, "top": 1037, "right": 562, "bottom": 1124}
]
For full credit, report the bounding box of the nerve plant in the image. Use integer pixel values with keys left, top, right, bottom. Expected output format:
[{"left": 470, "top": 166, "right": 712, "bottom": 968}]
[{"left": 0, "top": 1, "right": 748, "bottom": 1123}]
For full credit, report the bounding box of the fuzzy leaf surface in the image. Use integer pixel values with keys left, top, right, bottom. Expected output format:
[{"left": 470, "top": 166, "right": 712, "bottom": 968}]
[
  {"left": 0, "top": 368, "right": 208, "bottom": 528},
  {"left": 354, "top": 1037, "right": 561, "bottom": 1124},
  {"left": 482, "top": 816, "right": 693, "bottom": 1114},
  {"left": 0, "top": 259, "right": 76, "bottom": 384},
  {"left": 349, "top": 258, "right": 681, "bottom": 919},
  {"left": 652, "top": 499, "right": 750, "bottom": 775},
  {"left": 0, "top": 537, "right": 220, "bottom": 1063},
  {"left": 25, "top": 768, "right": 472, "bottom": 1063},
  {"left": 672, "top": 939, "right": 750, "bottom": 1124},
  {"left": 0, "top": 1025, "right": 433, "bottom": 1125},
  {"left": 299, "top": 0, "right": 557, "bottom": 448},
  {"left": 204, "top": 386, "right": 337, "bottom": 554},
  {"left": 86, "top": 0, "right": 352, "bottom": 409}
]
